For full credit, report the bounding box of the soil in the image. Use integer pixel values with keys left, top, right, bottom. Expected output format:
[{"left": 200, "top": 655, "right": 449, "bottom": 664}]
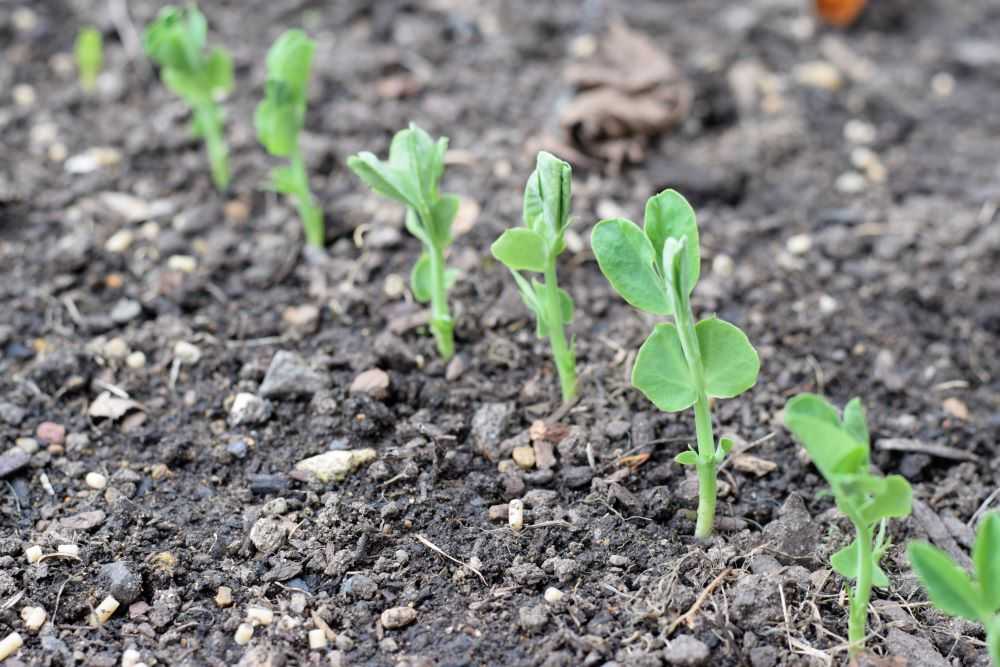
[{"left": 2, "top": 1, "right": 999, "bottom": 666}]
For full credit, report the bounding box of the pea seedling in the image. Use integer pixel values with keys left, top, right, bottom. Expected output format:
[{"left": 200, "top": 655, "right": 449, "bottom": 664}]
[
  {"left": 255, "top": 30, "right": 324, "bottom": 248},
  {"left": 75, "top": 27, "right": 103, "bottom": 92},
  {"left": 142, "top": 5, "right": 233, "bottom": 190},
  {"left": 491, "top": 152, "right": 577, "bottom": 401},
  {"left": 591, "top": 189, "right": 759, "bottom": 538},
  {"left": 348, "top": 124, "right": 459, "bottom": 358},
  {"left": 784, "top": 393, "right": 913, "bottom": 655},
  {"left": 909, "top": 512, "right": 1000, "bottom": 665}
]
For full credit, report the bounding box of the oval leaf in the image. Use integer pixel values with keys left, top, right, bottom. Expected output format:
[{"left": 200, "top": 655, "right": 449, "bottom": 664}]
[
  {"left": 675, "top": 451, "right": 699, "bottom": 466},
  {"left": 784, "top": 393, "right": 842, "bottom": 429},
  {"left": 410, "top": 254, "right": 432, "bottom": 303},
  {"left": 492, "top": 228, "right": 547, "bottom": 272},
  {"left": 974, "top": 512, "right": 1000, "bottom": 612},
  {"left": 696, "top": 318, "right": 760, "bottom": 399},
  {"left": 909, "top": 542, "right": 985, "bottom": 622},
  {"left": 842, "top": 397, "right": 870, "bottom": 448},
  {"left": 860, "top": 474, "right": 912, "bottom": 524},
  {"left": 631, "top": 323, "right": 697, "bottom": 412},
  {"left": 591, "top": 218, "right": 671, "bottom": 315},
  {"left": 784, "top": 413, "right": 867, "bottom": 482},
  {"left": 644, "top": 189, "right": 699, "bottom": 292}
]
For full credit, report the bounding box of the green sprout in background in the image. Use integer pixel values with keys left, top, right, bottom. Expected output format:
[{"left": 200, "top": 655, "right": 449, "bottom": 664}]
[
  {"left": 75, "top": 27, "right": 103, "bottom": 92},
  {"left": 491, "top": 152, "right": 577, "bottom": 402},
  {"left": 255, "top": 29, "right": 324, "bottom": 248},
  {"left": 142, "top": 5, "right": 233, "bottom": 190},
  {"left": 784, "top": 394, "right": 913, "bottom": 656},
  {"left": 909, "top": 512, "right": 1000, "bottom": 665},
  {"left": 591, "top": 189, "right": 759, "bottom": 538},
  {"left": 348, "top": 124, "right": 460, "bottom": 359}
]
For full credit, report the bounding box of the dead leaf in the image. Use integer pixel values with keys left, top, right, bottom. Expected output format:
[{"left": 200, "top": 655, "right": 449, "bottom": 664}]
[
  {"left": 619, "top": 452, "right": 650, "bottom": 471},
  {"left": 816, "top": 0, "right": 868, "bottom": 27}
]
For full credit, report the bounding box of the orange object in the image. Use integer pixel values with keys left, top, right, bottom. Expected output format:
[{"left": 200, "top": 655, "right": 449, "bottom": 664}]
[{"left": 815, "top": 0, "right": 867, "bottom": 26}]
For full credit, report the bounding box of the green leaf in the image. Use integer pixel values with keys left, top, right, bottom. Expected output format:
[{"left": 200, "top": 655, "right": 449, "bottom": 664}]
[
  {"left": 591, "top": 218, "right": 671, "bottom": 315},
  {"left": 523, "top": 151, "right": 571, "bottom": 240},
  {"left": 429, "top": 194, "right": 458, "bottom": 246},
  {"left": 444, "top": 268, "right": 459, "bottom": 290},
  {"left": 974, "top": 512, "right": 1000, "bottom": 612},
  {"left": 715, "top": 436, "right": 734, "bottom": 463},
  {"left": 842, "top": 398, "right": 870, "bottom": 448},
  {"left": 268, "top": 164, "right": 300, "bottom": 194},
  {"left": 909, "top": 542, "right": 986, "bottom": 622},
  {"left": 784, "top": 413, "right": 868, "bottom": 482},
  {"left": 831, "top": 539, "right": 890, "bottom": 587},
  {"left": 675, "top": 451, "right": 699, "bottom": 466},
  {"left": 205, "top": 48, "right": 233, "bottom": 94},
  {"left": 492, "top": 228, "right": 547, "bottom": 272},
  {"left": 860, "top": 474, "right": 912, "bottom": 524},
  {"left": 631, "top": 323, "right": 697, "bottom": 412},
  {"left": 643, "top": 189, "right": 699, "bottom": 291},
  {"left": 264, "top": 30, "right": 314, "bottom": 101},
  {"left": 75, "top": 27, "right": 103, "bottom": 90},
  {"left": 987, "top": 619, "right": 1000, "bottom": 666},
  {"left": 410, "top": 254, "right": 432, "bottom": 303},
  {"left": 558, "top": 287, "right": 574, "bottom": 323},
  {"left": 255, "top": 96, "right": 299, "bottom": 157},
  {"left": 404, "top": 208, "right": 431, "bottom": 247},
  {"left": 388, "top": 124, "right": 442, "bottom": 212},
  {"left": 695, "top": 318, "right": 760, "bottom": 399},
  {"left": 347, "top": 153, "right": 410, "bottom": 206},
  {"left": 784, "top": 393, "right": 842, "bottom": 428}
]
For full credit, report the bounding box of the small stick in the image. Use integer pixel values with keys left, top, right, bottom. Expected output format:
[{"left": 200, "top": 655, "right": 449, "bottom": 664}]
[
  {"left": 667, "top": 568, "right": 733, "bottom": 634},
  {"left": 414, "top": 534, "right": 486, "bottom": 586}
]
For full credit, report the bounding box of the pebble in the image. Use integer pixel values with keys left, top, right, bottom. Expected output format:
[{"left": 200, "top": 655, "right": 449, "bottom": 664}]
[
  {"left": 470, "top": 402, "right": 515, "bottom": 460},
  {"left": 249, "top": 517, "right": 288, "bottom": 554},
  {"left": 561, "top": 465, "right": 593, "bottom": 489},
  {"left": 663, "top": 635, "right": 710, "bottom": 665},
  {"left": 25, "top": 545, "right": 43, "bottom": 564},
  {"left": 380, "top": 606, "right": 417, "bottom": 629},
  {"left": 609, "top": 554, "right": 630, "bottom": 567},
  {"left": 295, "top": 448, "right": 377, "bottom": 482},
  {"left": 13, "top": 83, "right": 36, "bottom": 107},
  {"left": 0, "top": 402, "right": 25, "bottom": 426},
  {"left": 0, "top": 447, "right": 30, "bottom": 478},
  {"left": 234, "top": 623, "right": 254, "bottom": 645},
  {"left": 931, "top": 72, "right": 955, "bottom": 97},
  {"left": 785, "top": 234, "right": 812, "bottom": 255},
  {"left": 282, "top": 304, "right": 320, "bottom": 332},
  {"left": 60, "top": 509, "right": 106, "bottom": 531},
  {"left": 65, "top": 147, "right": 122, "bottom": 174},
  {"left": 166, "top": 255, "right": 197, "bottom": 273},
  {"left": 126, "top": 351, "right": 147, "bottom": 369},
  {"left": 36, "top": 421, "right": 66, "bottom": 445},
  {"left": 246, "top": 606, "right": 274, "bottom": 626},
  {"left": 512, "top": 446, "right": 536, "bottom": 470},
  {"left": 85, "top": 472, "right": 108, "bottom": 490},
  {"left": 121, "top": 648, "right": 143, "bottom": 667},
  {"left": 544, "top": 587, "right": 563, "bottom": 604},
  {"left": 20, "top": 606, "right": 46, "bottom": 632},
  {"left": 508, "top": 499, "right": 524, "bottom": 532},
  {"left": 712, "top": 254, "right": 734, "bottom": 277},
  {"left": 215, "top": 586, "right": 233, "bottom": 608},
  {"left": 308, "top": 628, "right": 328, "bottom": 650},
  {"left": 99, "top": 561, "right": 142, "bottom": 604},
  {"left": 835, "top": 171, "right": 867, "bottom": 194},
  {"left": 173, "top": 341, "right": 202, "bottom": 365},
  {"left": 229, "top": 393, "right": 272, "bottom": 427},
  {"left": 104, "top": 229, "right": 134, "bottom": 253},
  {"left": 103, "top": 337, "right": 129, "bottom": 360},
  {"left": 226, "top": 439, "right": 249, "bottom": 459},
  {"left": 90, "top": 596, "right": 120, "bottom": 626},
  {"left": 0, "top": 632, "right": 23, "bottom": 661},
  {"left": 259, "top": 351, "right": 326, "bottom": 399},
  {"left": 57, "top": 544, "right": 80, "bottom": 557},
  {"left": 350, "top": 369, "right": 390, "bottom": 400},
  {"left": 15, "top": 438, "right": 38, "bottom": 454},
  {"left": 488, "top": 504, "right": 509, "bottom": 521},
  {"left": 943, "top": 397, "right": 969, "bottom": 420},
  {"left": 793, "top": 61, "right": 842, "bottom": 90},
  {"left": 383, "top": 274, "right": 406, "bottom": 298},
  {"left": 445, "top": 355, "right": 466, "bottom": 381},
  {"left": 110, "top": 298, "right": 142, "bottom": 324},
  {"left": 518, "top": 604, "right": 548, "bottom": 633}
]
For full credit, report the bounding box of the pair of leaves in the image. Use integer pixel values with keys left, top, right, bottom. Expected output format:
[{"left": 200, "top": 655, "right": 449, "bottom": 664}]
[
  {"left": 522, "top": 151, "right": 571, "bottom": 242},
  {"left": 410, "top": 255, "right": 459, "bottom": 304},
  {"left": 909, "top": 512, "right": 1000, "bottom": 624},
  {"left": 831, "top": 523, "right": 892, "bottom": 588},
  {"left": 348, "top": 124, "right": 451, "bottom": 245},
  {"left": 143, "top": 6, "right": 233, "bottom": 104},
  {"left": 591, "top": 189, "right": 699, "bottom": 317},
  {"left": 675, "top": 436, "right": 733, "bottom": 467},
  {"left": 632, "top": 318, "right": 759, "bottom": 413},
  {"left": 255, "top": 30, "right": 315, "bottom": 157}
]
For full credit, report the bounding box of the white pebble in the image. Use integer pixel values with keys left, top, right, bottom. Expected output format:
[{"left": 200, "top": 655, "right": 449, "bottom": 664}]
[
  {"left": 103, "top": 337, "right": 129, "bottom": 360},
  {"left": 25, "top": 545, "right": 43, "bottom": 564},
  {"left": 86, "top": 472, "right": 108, "bottom": 490},
  {"left": 57, "top": 544, "right": 80, "bottom": 557},
  {"left": 383, "top": 274, "right": 405, "bottom": 298},
  {"left": 794, "top": 61, "right": 842, "bottom": 91},
  {"left": 126, "top": 351, "right": 147, "bottom": 369},
  {"left": 835, "top": 171, "right": 867, "bottom": 194},
  {"left": 166, "top": 254, "right": 197, "bottom": 273},
  {"left": 215, "top": 586, "right": 233, "bottom": 608},
  {"left": 121, "top": 648, "right": 143, "bottom": 667},
  {"left": 931, "top": 72, "right": 955, "bottom": 97},
  {"left": 90, "top": 595, "right": 119, "bottom": 626},
  {"left": 786, "top": 234, "right": 812, "bottom": 256},
  {"left": 308, "top": 628, "right": 328, "bottom": 650},
  {"left": 13, "top": 84, "right": 36, "bottom": 107},
  {"left": 234, "top": 623, "right": 254, "bottom": 645},
  {"left": 12, "top": 8, "right": 37, "bottom": 31},
  {"left": 819, "top": 294, "right": 839, "bottom": 314},
  {"left": 246, "top": 606, "right": 274, "bottom": 626},
  {"left": 20, "top": 606, "right": 46, "bottom": 632},
  {"left": 104, "top": 230, "right": 134, "bottom": 253},
  {"left": 544, "top": 587, "right": 564, "bottom": 604},
  {"left": 0, "top": 632, "right": 23, "bottom": 661},
  {"left": 843, "top": 119, "right": 876, "bottom": 145},
  {"left": 711, "top": 253, "right": 734, "bottom": 277},
  {"left": 508, "top": 499, "right": 524, "bottom": 533},
  {"left": 173, "top": 341, "right": 202, "bottom": 365}
]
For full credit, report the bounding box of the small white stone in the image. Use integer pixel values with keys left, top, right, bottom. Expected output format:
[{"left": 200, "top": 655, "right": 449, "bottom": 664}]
[
  {"left": 103, "top": 337, "right": 129, "bottom": 360},
  {"left": 16, "top": 438, "right": 39, "bottom": 455},
  {"left": 383, "top": 274, "right": 405, "bottom": 298},
  {"left": 843, "top": 119, "right": 876, "bottom": 145},
  {"left": 215, "top": 586, "right": 233, "bottom": 608},
  {"left": 0, "top": 632, "right": 23, "bottom": 661},
  {"left": 166, "top": 255, "right": 197, "bottom": 273},
  {"left": 835, "top": 171, "right": 867, "bottom": 194},
  {"left": 308, "top": 628, "right": 328, "bottom": 650},
  {"left": 121, "top": 648, "right": 143, "bottom": 667},
  {"left": 712, "top": 253, "right": 734, "bottom": 277},
  {"left": 786, "top": 234, "right": 812, "bottom": 256},
  {"left": 543, "top": 587, "right": 563, "bottom": 604},
  {"left": 104, "top": 230, "right": 134, "bottom": 253},
  {"left": 85, "top": 472, "right": 108, "bottom": 490},
  {"left": 12, "top": 8, "right": 37, "bottom": 31},
  {"left": 173, "top": 341, "right": 202, "bottom": 365},
  {"left": 90, "top": 596, "right": 119, "bottom": 626},
  {"left": 48, "top": 143, "right": 68, "bottom": 163},
  {"left": 20, "top": 606, "right": 46, "bottom": 632},
  {"left": 794, "top": 61, "right": 842, "bottom": 91},
  {"left": 295, "top": 449, "right": 377, "bottom": 482},
  {"left": 819, "top": 294, "right": 839, "bottom": 314},
  {"left": 126, "top": 351, "right": 147, "bottom": 369},
  {"left": 509, "top": 499, "right": 524, "bottom": 532},
  {"left": 25, "top": 545, "right": 43, "bottom": 564},
  {"left": 66, "top": 147, "right": 122, "bottom": 174},
  {"left": 13, "top": 84, "right": 36, "bottom": 107},
  {"left": 234, "top": 623, "right": 254, "bottom": 645},
  {"left": 57, "top": 544, "right": 80, "bottom": 557},
  {"left": 246, "top": 606, "right": 274, "bottom": 626},
  {"left": 931, "top": 72, "right": 955, "bottom": 97}
]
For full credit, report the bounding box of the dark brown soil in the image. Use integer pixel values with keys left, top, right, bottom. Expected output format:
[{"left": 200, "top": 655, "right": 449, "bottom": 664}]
[{"left": 2, "top": 1, "right": 999, "bottom": 666}]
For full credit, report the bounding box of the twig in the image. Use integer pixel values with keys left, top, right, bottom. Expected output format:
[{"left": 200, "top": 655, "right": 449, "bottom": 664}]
[
  {"left": 969, "top": 487, "right": 1000, "bottom": 527},
  {"left": 414, "top": 534, "right": 486, "bottom": 586},
  {"left": 667, "top": 568, "right": 733, "bottom": 634}
]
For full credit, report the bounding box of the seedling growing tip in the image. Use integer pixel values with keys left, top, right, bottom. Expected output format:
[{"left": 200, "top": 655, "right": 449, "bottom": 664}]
[
  {"left": 75, "top": 27, "right": 103, "bottom": 92},
  {"left": 909, "top": 512, "right": 1000, "bottom": 665},
  {"left": 255, "top": 29, "right": 324, "bottom": 248},
  {"left": 143, "top": 5, "right": 233, "bottom": 190},
  {"left": 348, "top": 124, "right": 459, "bottom": 358},
  {"left": 784, "top": 394, "right": 913, "bottom": 655},
  {"left": 592, "top": 189, "right": 760, "bottom": 538},
  {"left": 491, "top": 152, "right": 577, "bottom": 402}
]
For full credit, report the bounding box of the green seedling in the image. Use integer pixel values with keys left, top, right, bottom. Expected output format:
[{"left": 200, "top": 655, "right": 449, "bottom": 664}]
[
  {"left": 348, "top": 124, "right": 459, "bottom": 359},
  {"left": 491, "top": 152, "right": 577, "bottom": 402},
  {"left": 142, "top": 5, "right": 233, "bottom": 190},
  {"left": 75, "top": 27, "right": 103, "bottom": 92},
  {"left": 909, "top": 512, "right": 1000, "bottom": 665},
  {"left": 255, "top": 30, "right": 324, "bottom": 248},
  {"left": 591, "top": 189, "right": 759, "bottom": 538},
  {"left": 784, "top": 394, "right": 913, "bottom": 655}
]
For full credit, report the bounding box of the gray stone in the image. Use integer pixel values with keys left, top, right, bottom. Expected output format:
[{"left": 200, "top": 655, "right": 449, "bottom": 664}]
[
  {"left": 259, "top": 351, "right": 326, "bottom": 399},
  {"left": 663, "top": 635, "right": 710, "bottom": 665},
  {"left": 295, "top": 449, "right": 376, "bottom": 482},
  {"left": 110, "top": 299, "right": 142, "bottom": 324},
  {"left": 149, "top": 587, "right": 180, "bottom": 628},
  {"left": 59, "top": 510, "right": 105, "bottom": 531},
  {"left": 229, "top": 392, "right": 272, "bottom": 426},
  {"left": 341, "top": 574, "right": 377, "bottom": 600},
  {"left": 98, "top": 561, "right": 142, "bottom": 604},
  {"left": 762, "top": 493, "right": 819, "bottom": 561},
  {"left": 509, "top": 562, "right": 545, "bottom": 585},
  {"left": 380, "top": 606, "right": 416, "bottom": 629},
  {"left": 885, "top": 629, "right": 950, "bottom": 667},
  {"left": 0, "top": 447, "right": 30, "bottom": 478},
  {"left": 518, "top": 604, "right": 548, "bottom": 633},
  {"left": 0, "top": 402, "right": 26, "bottom": 426},
  {"left": 249, "top": 516, "right": 288, "bottom": 554},
  {"left": 470, "top": 402, "right": 515, "bottom": 460},
  {"left": 561, "top": 465, "right": 593, "bottom": 489}
]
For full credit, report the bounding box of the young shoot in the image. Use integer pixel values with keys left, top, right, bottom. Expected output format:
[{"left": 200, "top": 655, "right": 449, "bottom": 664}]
[
  {"left": 591, "top": 189, "right": 759, "bottom": 538},
  {"left": 784, "top": 394, "right": 913, "bottom": 655},
  {"left": 75, "top": 27, "right": 103, "bottom": 92},
  {"left": 142, "top": 5, "right": 233, "bottom": 190},
  {"left": 491, "top": 152, "right": 577, "bottom": 402},
  {"left": 909, "top": 512, "right": 1000, "bottom": 665},
  {"left": 255, "top": 30, "right": 324, "bottom": 248},
  {"left": 348, "top": 124, "right": 459, "bottom": 359}
]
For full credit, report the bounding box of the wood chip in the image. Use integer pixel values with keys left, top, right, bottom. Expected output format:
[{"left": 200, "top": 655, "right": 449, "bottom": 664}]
[
  {"left": 877, "top": 438, "right": 979, "bottom": 463},
  {"left": 730, "top": 454, "right": 778, "bottom": 477}
]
